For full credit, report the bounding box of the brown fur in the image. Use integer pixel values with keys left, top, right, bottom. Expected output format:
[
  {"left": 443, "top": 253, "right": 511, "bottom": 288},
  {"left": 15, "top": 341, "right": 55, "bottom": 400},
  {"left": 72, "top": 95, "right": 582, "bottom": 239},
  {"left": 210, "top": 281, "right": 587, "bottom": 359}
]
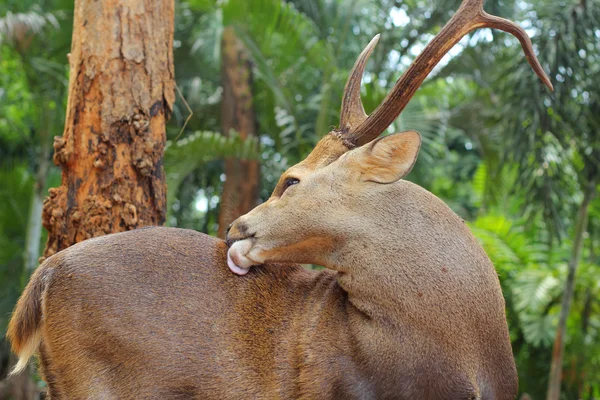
[
  {"left": 8, "top": 133, "right": 517, "bottom": 399},
  {"left": 7, "top": 267, "right": 44, "bottom": 356},
  {"left": 10, "top": 228, "right": 376, "bottom": 398}
]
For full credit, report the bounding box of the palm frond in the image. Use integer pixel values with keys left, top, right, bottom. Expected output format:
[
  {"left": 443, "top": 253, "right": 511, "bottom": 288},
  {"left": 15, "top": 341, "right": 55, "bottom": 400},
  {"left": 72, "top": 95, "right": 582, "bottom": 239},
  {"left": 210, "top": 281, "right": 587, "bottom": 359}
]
[
  {"left": 0, "top": 8, "right": 60, "bottom": 47},
  {"left": 469, "top": 214, "right": 529, "bottom": 271},
  {"left": 164, "top": 131, "right": 261, "bottom": 207},
  {"left": 512, "top": 268, "right": 562, "bottom": 313},
  {"left": 519, "top": 312, "right": 557, "bottom": 348}
]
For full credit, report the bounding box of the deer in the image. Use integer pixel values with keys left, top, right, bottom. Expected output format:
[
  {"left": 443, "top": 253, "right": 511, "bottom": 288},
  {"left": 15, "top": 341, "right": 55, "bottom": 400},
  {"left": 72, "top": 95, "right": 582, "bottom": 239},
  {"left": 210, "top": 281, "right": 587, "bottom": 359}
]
[{"left": 7, "top": 1, "right": 552, "bottom": 398}]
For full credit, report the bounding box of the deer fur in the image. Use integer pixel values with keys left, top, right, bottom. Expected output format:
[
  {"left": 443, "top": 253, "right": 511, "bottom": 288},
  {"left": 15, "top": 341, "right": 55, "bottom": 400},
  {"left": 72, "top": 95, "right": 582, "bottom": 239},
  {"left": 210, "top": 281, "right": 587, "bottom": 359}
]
[{"left": 8, "top": 132, "right": 517, "bottom": 399}]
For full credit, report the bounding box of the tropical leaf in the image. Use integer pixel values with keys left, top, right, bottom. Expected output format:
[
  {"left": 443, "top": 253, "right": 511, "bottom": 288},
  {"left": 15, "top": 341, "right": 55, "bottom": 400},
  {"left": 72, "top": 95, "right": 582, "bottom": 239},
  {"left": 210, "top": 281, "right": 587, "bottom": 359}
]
[
  {"left": 164, "top": 131, "right": 261, "bottom": 208},
  {"left": 512, "top": 268, "right": 562, "bottom": 313},
  {"left": 469, "top": 214, "right": 528, "bottom": 269},
  {"left": 0, "top": 8, "right": 59, "bottom": 47},
  {"left": 519, "top": 312, "right": 557, "bottom": 348}
]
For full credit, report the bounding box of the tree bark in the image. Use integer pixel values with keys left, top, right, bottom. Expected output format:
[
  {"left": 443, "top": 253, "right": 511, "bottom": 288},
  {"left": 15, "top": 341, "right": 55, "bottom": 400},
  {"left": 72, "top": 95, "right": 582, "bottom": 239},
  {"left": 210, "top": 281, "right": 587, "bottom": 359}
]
[
  {"left": 546, "top": 180, "right": 596, "bottom": 400},
  {"left": 42, "top": 0, "right": 175, "bottom": 258},
  {"left": 217, "top": 27, "right": 259, "bottom": 238}
]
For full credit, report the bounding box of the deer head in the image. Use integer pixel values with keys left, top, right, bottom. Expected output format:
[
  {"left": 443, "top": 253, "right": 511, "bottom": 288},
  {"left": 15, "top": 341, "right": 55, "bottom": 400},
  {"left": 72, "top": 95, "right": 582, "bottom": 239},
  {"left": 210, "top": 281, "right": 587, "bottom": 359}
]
[{"left": 226, "top": 0, "right": 552, "bottom": 275}]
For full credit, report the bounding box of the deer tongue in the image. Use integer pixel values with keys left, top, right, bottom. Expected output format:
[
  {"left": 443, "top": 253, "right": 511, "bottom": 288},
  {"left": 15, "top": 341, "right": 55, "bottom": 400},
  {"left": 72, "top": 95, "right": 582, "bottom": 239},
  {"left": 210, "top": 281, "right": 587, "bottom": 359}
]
[{"left": 227, "top": 240, "right": 255, "bottom": 275}]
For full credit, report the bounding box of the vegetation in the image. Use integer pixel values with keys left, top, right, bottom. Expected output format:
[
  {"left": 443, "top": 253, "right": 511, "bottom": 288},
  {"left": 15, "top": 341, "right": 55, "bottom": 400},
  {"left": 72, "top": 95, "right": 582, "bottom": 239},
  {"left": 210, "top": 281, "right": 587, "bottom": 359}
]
[{"left": 1, "top": 0, "right": 598, "bottom": 398}]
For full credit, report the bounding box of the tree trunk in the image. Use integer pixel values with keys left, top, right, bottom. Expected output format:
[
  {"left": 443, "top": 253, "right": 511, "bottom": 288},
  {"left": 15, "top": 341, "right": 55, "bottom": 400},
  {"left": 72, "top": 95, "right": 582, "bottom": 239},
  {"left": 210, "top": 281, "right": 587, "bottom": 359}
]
[
  {"left": 577, "top": 287, "right": 592, "bottom": 398},
  {"left": 42, "top": 0, "right": 175, "bottom": 258},
  {"left": 217, "top": 27, "right": 259, "bottom": 238},
  {"left": 546, "top": 180, "right": 596, "bottom": 400}
]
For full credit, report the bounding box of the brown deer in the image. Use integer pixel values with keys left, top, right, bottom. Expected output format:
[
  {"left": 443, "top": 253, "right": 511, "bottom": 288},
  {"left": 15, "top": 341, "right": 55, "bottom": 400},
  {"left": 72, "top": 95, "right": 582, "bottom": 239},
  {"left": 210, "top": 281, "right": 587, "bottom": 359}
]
[{"left": 8, "top": 1, "right": 552, "bottom": 398}]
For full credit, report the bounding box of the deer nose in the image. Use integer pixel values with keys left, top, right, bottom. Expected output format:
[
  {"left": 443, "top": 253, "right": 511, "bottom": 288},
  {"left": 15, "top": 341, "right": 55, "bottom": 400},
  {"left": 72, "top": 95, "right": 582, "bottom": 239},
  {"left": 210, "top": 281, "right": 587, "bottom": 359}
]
[{"left": 225, "top": 219, "right": 250, "bottom": 247}]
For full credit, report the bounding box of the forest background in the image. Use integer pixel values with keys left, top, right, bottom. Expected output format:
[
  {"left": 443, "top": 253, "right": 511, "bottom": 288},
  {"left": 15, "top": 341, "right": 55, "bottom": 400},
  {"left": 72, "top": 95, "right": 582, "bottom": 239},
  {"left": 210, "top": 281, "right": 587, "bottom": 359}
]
[{"left": 0, "top": 0, "right": 599, "bottom": 399}]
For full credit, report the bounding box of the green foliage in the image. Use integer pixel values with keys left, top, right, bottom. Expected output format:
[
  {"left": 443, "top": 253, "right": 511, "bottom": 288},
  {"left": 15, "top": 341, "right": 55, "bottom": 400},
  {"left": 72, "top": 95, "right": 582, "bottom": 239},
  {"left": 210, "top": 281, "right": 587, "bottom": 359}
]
[
  {"left": 222, "top": 0, "right": 334, "bottom": 155},
  {"left": 0, "top": 7, "right": 59, "bottom": 46},
  {"left": 0, "top": 46, "right": 33, "bottom": 161},
  {"left": 165, "top": 130, "right": 260, "bottom": 212},
  {"left": 0, "top": 165, "right": 33, "bottom": 333}
]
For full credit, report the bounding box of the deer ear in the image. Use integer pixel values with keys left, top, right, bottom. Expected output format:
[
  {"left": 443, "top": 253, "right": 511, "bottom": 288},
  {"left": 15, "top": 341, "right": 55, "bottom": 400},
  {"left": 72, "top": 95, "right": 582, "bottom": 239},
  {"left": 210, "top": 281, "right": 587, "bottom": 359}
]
[{"left": 355, "top": 130, "right": 421, "bottom": 184}]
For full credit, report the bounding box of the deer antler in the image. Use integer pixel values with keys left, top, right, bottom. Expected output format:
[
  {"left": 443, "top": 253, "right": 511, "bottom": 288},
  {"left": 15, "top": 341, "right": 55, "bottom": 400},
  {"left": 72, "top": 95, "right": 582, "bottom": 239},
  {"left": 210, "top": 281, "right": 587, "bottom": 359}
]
[
  {"left": 338, "top": 0, "right": 553, "bottom": 148},
  {"left": 339, "top": 34, "right": 380, "bottom": 134}
]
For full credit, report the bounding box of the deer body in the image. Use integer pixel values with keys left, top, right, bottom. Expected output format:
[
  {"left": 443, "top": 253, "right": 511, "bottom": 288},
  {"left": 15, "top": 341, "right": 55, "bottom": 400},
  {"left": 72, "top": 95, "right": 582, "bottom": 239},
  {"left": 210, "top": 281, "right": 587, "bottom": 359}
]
[
  {"left": 14, "top": 228, "right": 369, "bottom": 399},
  {"left": 10, "top": 180, "right": 516, "bottom": 399}
]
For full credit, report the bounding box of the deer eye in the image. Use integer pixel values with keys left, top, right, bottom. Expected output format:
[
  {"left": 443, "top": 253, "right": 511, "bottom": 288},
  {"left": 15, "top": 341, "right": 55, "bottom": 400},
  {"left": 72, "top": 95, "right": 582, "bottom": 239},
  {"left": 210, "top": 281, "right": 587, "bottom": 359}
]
[{"left": 282, "top": 177, "right": 300, "bottom": 194}]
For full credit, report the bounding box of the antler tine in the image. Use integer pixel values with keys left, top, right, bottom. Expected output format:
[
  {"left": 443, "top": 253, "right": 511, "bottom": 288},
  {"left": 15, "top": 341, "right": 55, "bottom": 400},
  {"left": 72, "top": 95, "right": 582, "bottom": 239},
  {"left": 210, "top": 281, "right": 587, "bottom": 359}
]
[
  {"left": 339, "top": 34, "right": 380, "bottom": 135},
  {"left": 480, "top": 13, "right": 553, "bottom": 90},
  {"left": 343, "top": 0, "right": 553, "bottom": 148}
]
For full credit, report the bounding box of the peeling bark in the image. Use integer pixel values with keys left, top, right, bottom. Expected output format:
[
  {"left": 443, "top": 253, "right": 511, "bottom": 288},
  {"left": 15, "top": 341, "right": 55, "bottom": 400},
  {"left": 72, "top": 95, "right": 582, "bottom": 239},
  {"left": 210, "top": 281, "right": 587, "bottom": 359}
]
[
  {"left": 217, "top": 27, "right": 259, "bottom": 238},
  {"left": 42, "top": 0, "right": 175, "bottom": 258}
]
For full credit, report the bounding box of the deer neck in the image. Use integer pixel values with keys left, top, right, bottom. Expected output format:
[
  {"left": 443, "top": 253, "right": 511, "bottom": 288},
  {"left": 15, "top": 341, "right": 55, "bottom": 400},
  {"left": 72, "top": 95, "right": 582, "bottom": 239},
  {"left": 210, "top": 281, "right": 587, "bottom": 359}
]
[{"left": 326, "top": 180, "right": 488, "bottom": 326}]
